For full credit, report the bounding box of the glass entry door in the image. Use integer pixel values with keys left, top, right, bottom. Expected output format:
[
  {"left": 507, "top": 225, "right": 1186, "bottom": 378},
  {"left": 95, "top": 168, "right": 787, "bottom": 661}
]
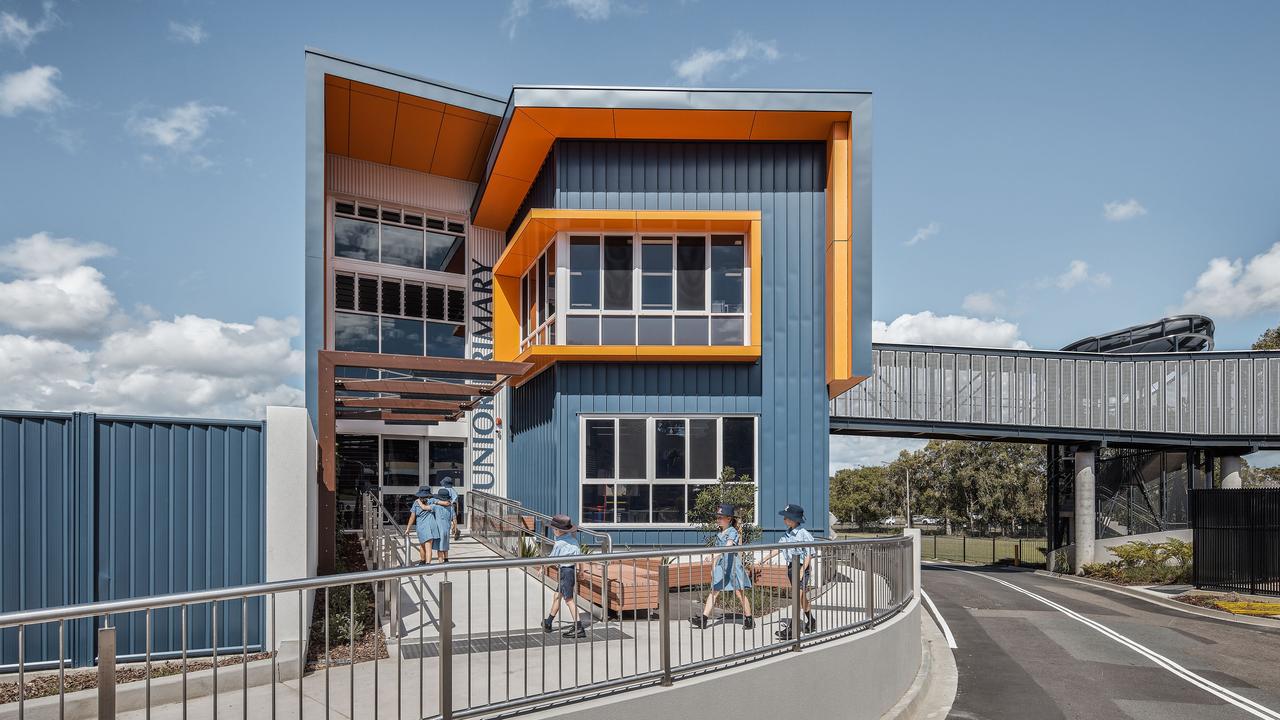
[{"left": 381, "top": 437, "right": 422, "bottom": 523}]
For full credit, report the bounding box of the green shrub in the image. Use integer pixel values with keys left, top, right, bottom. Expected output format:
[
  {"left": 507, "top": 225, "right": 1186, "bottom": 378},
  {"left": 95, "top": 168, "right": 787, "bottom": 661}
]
[
  {"left": 689, "top": 467, "right": 760, "bottom": 547},
  {"left": 1079, "top": 539, "right": 1193, "bottom": 585}
]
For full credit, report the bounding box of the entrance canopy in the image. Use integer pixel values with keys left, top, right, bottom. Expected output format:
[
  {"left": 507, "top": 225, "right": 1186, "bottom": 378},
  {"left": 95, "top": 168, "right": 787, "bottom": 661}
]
[{"left": 317, "top": 350, "right": 531, "bottom": 492}]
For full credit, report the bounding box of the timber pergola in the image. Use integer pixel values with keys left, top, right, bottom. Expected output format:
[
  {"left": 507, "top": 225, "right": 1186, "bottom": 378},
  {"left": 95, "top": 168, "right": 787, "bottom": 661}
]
[{"left": 316, "top": 350, "right": 531, "bottom": 570}]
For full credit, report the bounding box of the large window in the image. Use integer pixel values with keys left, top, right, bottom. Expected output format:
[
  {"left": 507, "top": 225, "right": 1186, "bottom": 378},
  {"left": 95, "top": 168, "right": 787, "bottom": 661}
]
[
  {"left": 333, "top": 200, "right": 466, "bottom": 274},
  {"left": 521, "top": 232, "right": 748, "bottom": 350},
  {"left": 580, "top": 415, "right": 756, "bottom": 525},
  {"left": 333, "top": 271, "right": 465, "bottom": 357}
]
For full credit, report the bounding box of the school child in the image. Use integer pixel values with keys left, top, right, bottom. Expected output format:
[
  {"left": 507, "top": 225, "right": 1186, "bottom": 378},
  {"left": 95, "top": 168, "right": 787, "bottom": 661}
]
[
  {"left": 440, "top": 477, "right": 461, "bottom": 541},
  {"left": 430, "top": 488, "right": 454, "bottom": 562},
  {"left": 541, "top": 514, "right": 588, "bottom": 638},
  {"left": 404, "top": 487, "right": 440, "bottom": 566},
  {"left": 690, "top": 503, "right": 755, "bottom": 630},
  {"left": 758, "top": 503, "right": 816, "bottom": 639}
]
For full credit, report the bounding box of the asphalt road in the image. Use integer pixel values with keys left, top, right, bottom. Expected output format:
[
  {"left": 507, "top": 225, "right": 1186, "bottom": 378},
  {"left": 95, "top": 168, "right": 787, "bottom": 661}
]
[{"left": 921, "top": 564, "right": 1280, "bottom": 720}]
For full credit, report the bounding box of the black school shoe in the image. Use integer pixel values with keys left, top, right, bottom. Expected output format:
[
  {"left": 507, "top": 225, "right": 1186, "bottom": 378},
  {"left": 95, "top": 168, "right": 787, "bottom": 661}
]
[
  {"left": 689, "top": 614, "right": 711, "bottom": 629},
  {"left": 561, "top": 623, "right": 587, "bottom": 638},
  {"left": 774, "top": 620, "right": 797, "bottom": 640},
  {"left": 541, "top": 617, "right": 554, "bottom": 633},
  {"left": 803, "top": 615, "right": 817, "bottom": 633},
  {"left": 743, "top": 616, "right": 755, "bottom": 630}
]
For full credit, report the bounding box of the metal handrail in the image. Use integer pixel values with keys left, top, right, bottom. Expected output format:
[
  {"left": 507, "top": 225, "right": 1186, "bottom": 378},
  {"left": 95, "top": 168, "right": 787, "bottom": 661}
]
[{"left": 469, "top": 488, "right": 613, "bottom": 553}]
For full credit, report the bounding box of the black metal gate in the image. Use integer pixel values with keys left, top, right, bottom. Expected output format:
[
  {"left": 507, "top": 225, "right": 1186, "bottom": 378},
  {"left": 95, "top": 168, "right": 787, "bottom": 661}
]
[{"left": 1191, "top": 488, "right": 1280, "bottom": 597}]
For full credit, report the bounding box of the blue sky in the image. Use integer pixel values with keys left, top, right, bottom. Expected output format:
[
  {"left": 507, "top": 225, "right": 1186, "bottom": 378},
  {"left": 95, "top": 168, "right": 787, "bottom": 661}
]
[{"left": 1, "top": 0, "right": 1278, "bottom": 467}]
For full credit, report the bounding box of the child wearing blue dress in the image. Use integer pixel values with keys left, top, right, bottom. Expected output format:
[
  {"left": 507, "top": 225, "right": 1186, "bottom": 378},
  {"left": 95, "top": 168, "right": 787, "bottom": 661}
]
[
  {"left": 690, "top": 503, "right": 754, "bottom": 630},
  {"left": 430, "top": 488, "right": 454, "bottom": 562},
  {"left": 404, "top": 487, "right": 454, "bottom": 565}
]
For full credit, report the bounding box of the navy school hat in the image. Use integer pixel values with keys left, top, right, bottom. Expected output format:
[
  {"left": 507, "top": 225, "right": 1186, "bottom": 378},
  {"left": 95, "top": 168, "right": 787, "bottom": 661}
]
[
  {"left": 435, "top": 488, "right": 452, "bottom": 500},
  {"left": 715, "top": 503, "right": 738, "bottom": 518},
  {"left": 441, "top": 477, "right": 455, "bottom": 487},
  {"left": 415, "top": 486, "right": 432, "bottom": 498},
  {"left": 778, "top": 504, "right": 806, "bottom": 523}
]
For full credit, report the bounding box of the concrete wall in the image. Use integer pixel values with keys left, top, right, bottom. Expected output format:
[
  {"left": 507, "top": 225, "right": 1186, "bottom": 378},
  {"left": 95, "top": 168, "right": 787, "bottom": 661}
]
[
  {"left": 525, "top": 600, "right": 922, "bottom": 720},
  {"left": 264, "top": 406, "right": 318, "bottom": 656}
]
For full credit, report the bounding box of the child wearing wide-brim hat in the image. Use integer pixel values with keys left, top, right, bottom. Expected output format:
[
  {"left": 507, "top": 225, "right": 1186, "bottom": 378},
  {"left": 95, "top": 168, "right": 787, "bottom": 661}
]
[
  {"left": 542, "top": 514, "right": 588, "bottom": 638},
  {"left": 430, "top": 488, "right": 454, "bottom": 561},
  {"left": 404, "top": 487, "right": 441, "bottom": 565},
  {"left": 690, "top": 503, "right": 755, "bottom": 630},
  {"left": 759, "top": 503, "right": 816, "bottom": 638}
]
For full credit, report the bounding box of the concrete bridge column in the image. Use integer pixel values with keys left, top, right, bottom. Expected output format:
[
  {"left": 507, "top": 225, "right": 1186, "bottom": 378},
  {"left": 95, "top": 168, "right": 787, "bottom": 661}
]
[
  {"left": 1072, "top": 448, "right": 1096, "bottom": 573},
  {"left": 1220, "top": 455, "right": 1244, "bottom": 489}
]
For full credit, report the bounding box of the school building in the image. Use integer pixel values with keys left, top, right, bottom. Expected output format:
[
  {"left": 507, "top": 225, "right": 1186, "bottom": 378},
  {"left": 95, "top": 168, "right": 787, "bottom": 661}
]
[{"left": 304, "top": 49, "right": 872, "bottom": 559}]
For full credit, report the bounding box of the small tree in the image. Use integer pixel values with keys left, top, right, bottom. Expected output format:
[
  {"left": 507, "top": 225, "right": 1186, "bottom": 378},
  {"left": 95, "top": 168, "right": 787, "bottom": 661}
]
[
  {"left": 1253, "top": 324, "right": 1280, "bottom": 351},
  {"left": 689, "top": 466, "right": 760, "bottom": 546}
]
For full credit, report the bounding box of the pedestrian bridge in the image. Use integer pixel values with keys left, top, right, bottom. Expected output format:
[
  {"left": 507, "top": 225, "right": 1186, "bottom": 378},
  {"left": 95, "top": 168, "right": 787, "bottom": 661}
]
[{"left": 830, "top": 343, "right": 1280, "bottom": 449}]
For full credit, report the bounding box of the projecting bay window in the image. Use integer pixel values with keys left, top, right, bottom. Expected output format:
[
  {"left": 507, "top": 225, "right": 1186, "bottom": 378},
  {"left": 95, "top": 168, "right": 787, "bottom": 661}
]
[
  {"left": 333, "top": 271, "right": 466, "bottom": 357},
  {"left": 579, "top": 415, "right": 757, "bottom": 526},
  {"left": 519, "top": 233, "right": 748, "bottom": 350}
]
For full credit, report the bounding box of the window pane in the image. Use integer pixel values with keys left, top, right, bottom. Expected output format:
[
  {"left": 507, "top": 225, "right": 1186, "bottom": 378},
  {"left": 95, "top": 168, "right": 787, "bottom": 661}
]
[
  {"left": 642, "top": 240, "right": 672, "bottom": 272},
  {"left": 618, "top": 419, "right": 646, "bottom": 479},
  {"left": 722, "top": 417, "right": 755, "bottom": 480},
  {"left": 616, "top": 484, "right": 650, "bottom": 523},
  {"left": 334, "top": 312, "right": 378, "bottom": 353},
  {"left": 569, "top": 237, "right": 600, "bottom": 309},
  {"left": 710, "top": 235, "right": 744, "bottom": 312},
  {"left": 544, "top": 244, "right": 556, "bottom": 318},
  {"left": 425, "top": 231, "right": 465, "bottom": 273},
  {"left": 521, "top": 273, "right": 531, "bottom": 336},
  {"left": 652, "top": 485, "right": 685, "bottom": 523},
  {"left": 603, "top": 235, "right": 633, "bottom": 310},
  {"left": 584, "top": 420, "right": 615, "bottom": 479},
  {"left": 381, "top": 317, "right": 424, "bottom": 356},
  {"left": 334, "top": 217, "right": 379, "bottom": 261},
  {"left": 382, "top": 438, "right": 420, "bottom": 488},
  {"left": 382, "top": 225, "right": 425, "bottom": 269},
  {"left": 674, "top": 316, "right": 709, "bottom": 345},
  {"left": 582, "top": 484, "right": 610, "bottom": 524},
  {"left": 601, "top": 315, "right": 635, "bottom": 345},
  {"left": 566, "top": 316, "right": 599, "bottom": 345},
  {"left": 425, "top": 321, "right": 465, "bottom": 358},
  {"left": 654, "top": 419, "right": 686, "bottom": 479},
  {"left": 687, "top": 484, "right": 715, "bottom": 519},
  {"left": 689, "top": 419, "right": 717, "bottom": 479},
  {"left": 641, "top": 275, "right": 673, "bottom": 310},
  {"left": 537, "top": 255, "right": 547, "bottom": 324},
  {"left": 335, "top": 434, "right": 377, "bottom": 529},
  {"left": 428, "top": 440, "right": 465, "bottom": 486},
  {"left": 711, "top": 317, "right": 744, "bottom": 345},
  {"left": 637, "top": 316, "right": 672, "bottom": 345},
  {"left": 676, "top": 236, "right": 706, "bottom": 310}
]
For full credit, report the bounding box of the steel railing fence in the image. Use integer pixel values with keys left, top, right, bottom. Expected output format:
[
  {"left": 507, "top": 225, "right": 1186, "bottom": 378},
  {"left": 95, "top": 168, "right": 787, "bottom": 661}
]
[
  {"left": 468, "top": 490, "right": 614, "bottom": 555},
  {"left": 1192, "top": 488, "right": 1280, "bottom": 597},
  {"left": 0, "top": 523, "right": 914, "bottom": 719}
]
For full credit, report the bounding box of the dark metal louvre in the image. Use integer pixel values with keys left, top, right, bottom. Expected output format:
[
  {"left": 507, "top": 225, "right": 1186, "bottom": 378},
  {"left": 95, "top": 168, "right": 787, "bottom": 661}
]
[
  {"left": 403, "top": 282, "right": 424, "bottom": 318},
  {"left": 447, "top": 288, "right": 465, "bottom": 323},
  {"left": 380, "top": 278, "right": 401, "bottom": 315},
  {"left": 1192, "top": 488, "right": 1280, "bottom": 597},
  {"left": 425, "top": 286, "right": 445, "bottom": 320},
  {"left": 334, "top": 273, "right": 356, "bottom": 311},
  {"left": 357, "top": 277, "right": 378, "bottom": 313}
]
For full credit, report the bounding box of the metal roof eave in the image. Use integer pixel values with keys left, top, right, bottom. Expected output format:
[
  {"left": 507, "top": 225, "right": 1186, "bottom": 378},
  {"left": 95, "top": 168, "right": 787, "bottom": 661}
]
[{"left": 303, "top": 47, "right": 508, "bottom": 117}]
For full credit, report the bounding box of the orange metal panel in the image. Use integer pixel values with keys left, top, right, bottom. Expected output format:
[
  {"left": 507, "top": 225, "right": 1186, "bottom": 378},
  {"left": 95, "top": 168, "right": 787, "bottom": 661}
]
[
  {"left": 389, "top": 101, "right": 444, "bottom": 173},
  {"left": 444, "top": 103, "right": 491, "bottom": 123},
  {"left": 490, "top": 110, "right": 555, "bottom": 182},
  {"left": 523, "top": 107, "right": 616, "bottom": 137},
  {"left": 324, "top": 74, "right": 350, "bottom": 89},
  {"left": 347, "top": 89, "right": 397, "bottom": 164},
  {"left": 749, "top": 219, "right": 762, "bottom": 347},
  {"left": 468, "top": 120, "right": 500, "bottom": 184},
  {"left": 324, "top": 84, "right": 350, "bottom": 156},
  {"left": 612, "top": 109, "right": 755, "bottom": 140},
  {"left": 397, "top": 92, "right": 445, "bottom": 112},
  {"left": 472, "top": 173, "right": 529, "bottom": 230},
  {"left": 430, "top": 113, "right": 488, "bottom": 179},
  {"left": 749, "top": 110, "right": 845, "bottom": 140},
  {"left": 349, "top": 79, "right": 397, "bottom": 101},
  {"left": 493, "top": 274, "right": 521, "bottom": 363},
  {"left": 826, "top": 121, "right": 851, "bottom": 242}
]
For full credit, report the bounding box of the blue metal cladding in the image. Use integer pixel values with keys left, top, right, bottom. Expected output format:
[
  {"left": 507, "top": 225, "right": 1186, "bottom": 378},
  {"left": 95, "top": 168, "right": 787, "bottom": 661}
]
[
  {"left": 546, "top": 140, "right": 831, "bottom": 541},
  {"left": 508, "top": 368, "right": 560, "bottom": 514},
  {"left": 0, "top": 412, "right": 264, "bottom": 667}
]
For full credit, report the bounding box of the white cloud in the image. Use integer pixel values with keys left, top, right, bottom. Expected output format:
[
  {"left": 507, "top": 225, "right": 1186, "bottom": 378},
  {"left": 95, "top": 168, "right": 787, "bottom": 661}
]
[
  {"left": 0, "top": 65, "right": 65, "bottom": 116},
  {"left": 873, "top": 311, "right": 1030, "bottom": 349},
  {"left": 0, "top": 232, "right": 116, "bottom": 337},
  {"left": 167, "top": 20, "right": 207, "bottom": 45},
  {"left": 1103, "top": 198, "right": 1147, "bottom": 222},
  {"left": 673, "top": 32, "right": 780, "bottom": 85},
  {"left": 830, "top": 436, "right": 926, "bottom": 474},
  {"left": 1179, "top": 241, "right": 1280, "bottom": 320},
  {"left": 555, "top": 0, "right": 613, "bottom": 20},
  {"left": 0, "top": 1, "right": 58, "bottom": 52},
  {"left": 127, "top": 101, "right": 228, "bottom": 167},
  {"left": 961, "top": 290, "right": 1006, "bottom": 316},
  {"left": 503, "top": 0, "right": 613, "bottom": 38},
  {"left": 905, "top": 221, "right": 940, "bottom": 247},
  {"left": 501, "top": 0, "right": 532, "bottom": 38},
  {"left": 1052, "top": 259, "right": 1111, "bottom": 290},
  {"left": 0, "top": 334, "right": 91, "bottom": 409}
]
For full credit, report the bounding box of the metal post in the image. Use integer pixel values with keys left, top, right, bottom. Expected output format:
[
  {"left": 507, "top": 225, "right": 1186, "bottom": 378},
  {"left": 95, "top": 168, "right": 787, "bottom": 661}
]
[
  {"left": 962, "top": 534, "right": 967, "bottom": 563},
  {"left": 98, "top": 626, "right": 117, "bottom": 719},
  {"left": 658, "top": 564, "right": 672, "bottom": 686},
  {"left": 992, "top": 536, "right": 997, "bottom": 564},
  {"left": 864, "top": 547, "right": 875, "bottom": 624},
  {"left": 1014, "top": 543, "right": 1021, "bottom": 567},
  {"left": 790, "top": 554, "right": 803, "bottom": 651},
  {"left": 440, "top": 581, "right": 453, "bottom": 720}
]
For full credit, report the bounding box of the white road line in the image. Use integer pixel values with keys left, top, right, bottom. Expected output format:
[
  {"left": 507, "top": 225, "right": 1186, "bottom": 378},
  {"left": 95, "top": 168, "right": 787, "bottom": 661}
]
[
  {"left": 961, "top": 569, "right": 1280, "bottom": 720},
  {"left": 920, "top": 589, "right": 958, "bottom": 649}
]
